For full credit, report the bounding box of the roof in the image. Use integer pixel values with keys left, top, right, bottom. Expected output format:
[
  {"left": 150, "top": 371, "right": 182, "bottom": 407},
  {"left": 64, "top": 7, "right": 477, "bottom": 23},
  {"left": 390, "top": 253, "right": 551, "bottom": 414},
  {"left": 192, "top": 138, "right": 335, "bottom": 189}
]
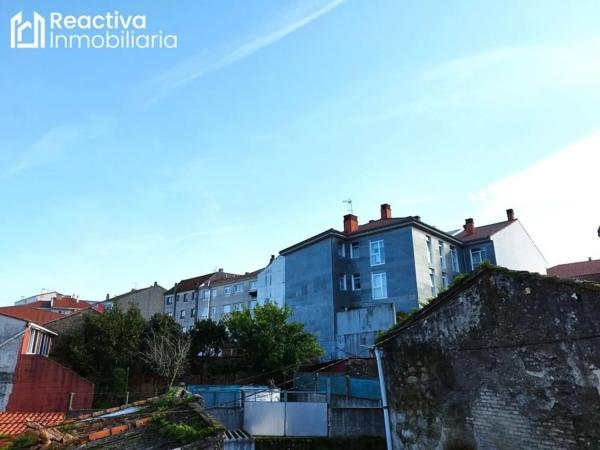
[
  {"left": 548, "top": 259, "right": 600, "bottom": 281},
  {"left": 51, "top": 296, "right": 91, "bottom": 310},
  {"left": 355, "top": 216, "right": 414, "bottom": 233},
  {"left": 21, "top": 391, "right": 224, "bottom": 449},
  {"left": 109, "top": 283, "right": 166, "bottom": 302},
  {"left": 0, "top": 306, "right": 64, "bottom": 325},
  {"left": 0, "top": 412, "right": 64, "bottom": 436},
  {"left": 208, "top": 269, "right": 263, "bottom": 288},
  {"left": 454, "top": 219, "right": 515, "bottom": 243},
  {"left": 164, "top": 271, "right": 238, "bottom": 295}
]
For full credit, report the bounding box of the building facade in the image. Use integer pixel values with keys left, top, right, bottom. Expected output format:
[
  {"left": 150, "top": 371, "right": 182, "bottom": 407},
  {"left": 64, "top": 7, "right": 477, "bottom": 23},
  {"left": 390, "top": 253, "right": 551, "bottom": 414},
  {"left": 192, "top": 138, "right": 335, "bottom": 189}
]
[
  {"left": 548, "top": 257, "right": 600, "bottom": 282},
  {"left": 103, "top": 282, "right": 166, "bottom": 320},
  {"left": 281, "top": 203, "right": 546, "bottom": 359}
]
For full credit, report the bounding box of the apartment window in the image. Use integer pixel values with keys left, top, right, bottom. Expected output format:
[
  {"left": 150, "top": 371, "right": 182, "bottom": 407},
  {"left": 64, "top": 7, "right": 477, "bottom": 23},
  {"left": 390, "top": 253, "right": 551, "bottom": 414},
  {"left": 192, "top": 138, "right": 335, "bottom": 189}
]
[
  {"left": 450, "top": 246, "right": 460, "bottom": 272},
  {"left": 439, "top": 241, "right": 447, "bottom": 269},
  {"left": 471, "top": 248, "right": 487, "bottom": 268},
  {"left": 183, "top": 293, "right": 189, "bottom": 302},
  {"left": 167, "top": 312, "right": 173, "bottom": 317},
  {"left": 210, "top": 307, "right": 216, "bottom": 318},
  {"left": 224, "top": 286, "right": 232, "bottom": 295},
  {"left": 350, "top": 242, "right": 359, "bottom": 259},
  {"left": 352, "top": 273, "right": 361, "bottom": 291},
  {"left": 180, "top": 309, "right": 186, "bottom": 319},
  {"left": 429, "top": 268, "right": 436, "bottom": 296},
  {"left": 223, "top": 305, "right": 231, "bottom": 314},
  {"left": 370, "top": 240, "right": 385, "bottom": 266},
  {"left": 202, "top": 290, "right": 210, "bottom": 300},
  {"left": 166, "top": 296, "right": 173, "bottom": 305},
  {"left": 337, "top": 242, "right": 346, "bottom": 258},
  {"left": 181, "top": 326, "right": 186, "bottom": 333},
  {"left": 191, "top": 308, "right": 197, "bottom": 318},
  {"left": 234, "top": 303, "right": 244, "bottom": 311},
  {"left": 201, "top": 307, "right": 209, "bottom": 318},
  {"left": 250, "top": 280, "right": 257, "bottom": 290},
  {"left": 339, "top": 274, "right": 347, "bottom": 291},
  {"left": 426, "top": 236, "right": 433, "bottom": 265},
  {"left": 371, "top": 272, "right": 388, "bottom": 299},
  {"left": 442, "top": 272, "right": 448, "bottom": 290},
  {"left": 176, "top": 294, "right": 181, "bottom": 302},
  {"left": 27, "top": 329, "right": 51, "bottom": 356},
  {"left": 211, "top": 289, "right": 217, "bottom": 298},
  {"left": 249, "top": 300, "right": 258, "bottom": 309}
]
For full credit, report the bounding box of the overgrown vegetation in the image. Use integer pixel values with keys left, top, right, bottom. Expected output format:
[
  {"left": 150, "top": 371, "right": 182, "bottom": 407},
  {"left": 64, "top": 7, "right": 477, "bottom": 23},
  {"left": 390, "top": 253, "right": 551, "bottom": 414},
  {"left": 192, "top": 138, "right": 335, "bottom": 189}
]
[
  {"left": 155, "top": 418, "right": 218, "bottom": 444},
  {"left": 0, "top": 433, "right": 37, "bottom": 450}
]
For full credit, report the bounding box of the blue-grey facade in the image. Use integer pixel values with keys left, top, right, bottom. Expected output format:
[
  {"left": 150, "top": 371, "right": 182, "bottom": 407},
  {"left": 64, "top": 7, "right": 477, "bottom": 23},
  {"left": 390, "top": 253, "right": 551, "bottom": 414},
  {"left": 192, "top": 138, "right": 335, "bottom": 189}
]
[{"left": 281, "top": 204, "right": 545, "bottom": 359}]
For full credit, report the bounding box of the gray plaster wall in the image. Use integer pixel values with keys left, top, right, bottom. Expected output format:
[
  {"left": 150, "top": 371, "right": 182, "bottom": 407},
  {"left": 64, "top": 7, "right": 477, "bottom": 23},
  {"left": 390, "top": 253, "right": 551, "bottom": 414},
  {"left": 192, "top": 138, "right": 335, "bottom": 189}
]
[
  {"left": 0, "top": 316, "right": 26, "bottom": 411},
  {"left": 111, "top": 284, "right": 166, "bottom": 320},
  {"left": 379, "top": 268, "right": 600, "bottom": 450}
]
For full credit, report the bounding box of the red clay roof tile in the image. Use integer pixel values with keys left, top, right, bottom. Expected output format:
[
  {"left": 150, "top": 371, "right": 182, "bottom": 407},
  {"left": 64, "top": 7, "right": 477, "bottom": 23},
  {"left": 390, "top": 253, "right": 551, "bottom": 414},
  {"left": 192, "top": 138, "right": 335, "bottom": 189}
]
[{"left": 0, "top": 412, "right": 64, "bottom": 436}]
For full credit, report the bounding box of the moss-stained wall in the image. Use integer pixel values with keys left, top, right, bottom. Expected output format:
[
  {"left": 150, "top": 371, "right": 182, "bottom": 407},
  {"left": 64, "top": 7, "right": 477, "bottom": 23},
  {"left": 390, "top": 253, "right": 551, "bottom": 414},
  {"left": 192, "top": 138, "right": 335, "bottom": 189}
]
[{"left": 379, "top": 268, "right": 600, "bottom": 450}]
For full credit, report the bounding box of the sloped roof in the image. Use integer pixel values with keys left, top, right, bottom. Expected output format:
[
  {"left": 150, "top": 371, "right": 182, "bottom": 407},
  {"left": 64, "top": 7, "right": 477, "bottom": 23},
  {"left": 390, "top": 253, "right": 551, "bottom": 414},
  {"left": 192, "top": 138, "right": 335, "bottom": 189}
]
[
  {"left": 51, "top": 296, "right": 91, "bottom": 310},
  {"left": 109, "top": 283, "right": 166, "bottom": 302},
  {"left": 164, "top": 271, "right": 239, "bottom": 295},
  {"left": 208, "top": 269, "right": 263, "bottom": 287},
  {"left": 548, "top": 259, "right": 600, "bottom": 280},
  {"left": 454, "top": 220, "right": 515, "bottom": 243},
  {"left": 0, "top": 412, "right": 64, "bottom": 436},
  {"left": 354, "top": 217, "right": 414, "bottom": 233},
  {"left": 0, "top": 306, "right": 64, "bottom": 325}
]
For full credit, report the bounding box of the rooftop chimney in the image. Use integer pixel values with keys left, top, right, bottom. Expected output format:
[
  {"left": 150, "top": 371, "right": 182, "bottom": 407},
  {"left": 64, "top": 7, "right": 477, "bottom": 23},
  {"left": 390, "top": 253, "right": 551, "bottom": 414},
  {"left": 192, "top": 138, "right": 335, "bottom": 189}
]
[
  {"left": 106, "top": 293, "right": 109, "bottom": 300},
  {"left": 506, "top": 208, "right": 515, "bottom": 221},
  {"left": 380, "top": 203, "right": 392, "bottom": 220},
  {"left": 344, "top": 214, "right": 359, "bottom": 234},
  {"left": 464, "top": 218, "right": 475, "bottom": 235},
  {"left": 218, "top": 268, "right": 224, "bottom": 272},
  {"left": 269, "top": 254, "right": 275, "bottom": 263}
]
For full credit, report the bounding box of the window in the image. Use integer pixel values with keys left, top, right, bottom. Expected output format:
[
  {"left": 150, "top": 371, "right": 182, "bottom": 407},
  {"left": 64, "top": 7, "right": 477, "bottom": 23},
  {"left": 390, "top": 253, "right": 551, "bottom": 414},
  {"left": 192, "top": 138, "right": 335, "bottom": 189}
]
[
  {"left": 429, "top": 268, "right": 436, "bottom": 296},
  {"left": 181, "top": 326, "right": 186, "bottom": 333},
  {"left": 202, "top": 290, "right": 210, "bottom": 300},
  {"left": 191, "top": 308, "right": 197, "bottom": 318},
  {"left": 442, "top": 272, "right": 448, "bottom": 289},
  {"left": 201, "top": 307, "right": 209, "bottom": 318},
  {"left": 439, "top": 241, "right": 446, "bottom": 269},
  {"left": 350, "top": 242, "right": 359, "bottom": 259},
  {"left": 339, "top": 274, "right": 347, "bottom": 291},
  {"left": 183, "top": 293, "right": 189, "bottom": 302},
  {"left": 370, "top": 240, "right": 385, "bottom": 266},
  {"left": 176, "top": 294, "right": 181, "bottom": 302},
  {"left": 337, "top": 242, "right": 346, "bottom": 257},
  {"left": 166, "top": 296, "right": 173, "bottom": 305},
  {"left": 470, "top": 248, "right": 487, "bottom": 268},
  {"left": 167, "top": 312, "right": 173, "bottom": 317},
  {"left": 224, "top": 286, "right": 232, "bottom": 295},
  {"left": 450, "top": 246, "right": 459, "bottom": 272},
  {"left": 352, "top": 273, "right": 361, "bottom": 291},
  {"left": 27, "top": 329, "right": 51, "bottom": 356},
  {"left": 250, "top": 280, "right": 257, "bottom": 290},
  {"left": 234, "top": 284, "right": 243, "bottom": 294},
  {"left": 234, "top": 303, "right": 243, "bottom": 311},
  {"left": 371, "top": 272, "right": 388, "bottom": 299},
  {"left": 426, "top": 236, "right": 433, "bottom": 265},
  {"left": 211, "top": 289, "right": 217, "bottom": 298},
  {"left": 180, "top": 309, "right": 186, "bottom": 319},
  {"left": 210, "top": 306, "right": 216, "bottom": 318},
  {"left": 223, "top": 305, "right": 231, "bottom": 314}
]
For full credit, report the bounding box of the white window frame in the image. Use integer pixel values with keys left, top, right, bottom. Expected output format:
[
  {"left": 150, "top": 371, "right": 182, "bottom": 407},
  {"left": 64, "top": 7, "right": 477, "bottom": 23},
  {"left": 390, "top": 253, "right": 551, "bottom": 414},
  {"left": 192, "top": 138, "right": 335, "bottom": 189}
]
[
  {"left": 350, "top": 242, "right": 359, "bottom": 259},
  {"left": 470, "top": 248, "right": 487, "bottom": 269},
  {"left": 183, "top": 293, "right": 189, "bottom": 302},
  {"left": 223, "top": 304, "right": 231, "bottom": 314},
  {"left": 352, "top": 273, "right": 361, "bottom": 291},
  {"left": 370, "top": 240, "right": 385, "bottom": 266},
  {"left": 339, "top": 274, "right": 347, "bottom": 291},
  {"left": 450, "top": 246, "right": 459, "bottom": 272},
  {"left": 234, "top": 284, "right": 243, "bottom": 294},
  {"left": 338, "top": 242, "right": 346, "bottom": 258},
  {"left": 224, "top": 286, "right": 232, "bottom": 296},
  {"left": 250, "top": 280, "right": 257, "bottom": 290},
  {"left": 180, "top": 309, "right": 186, "bottom": 319},
  {"left": 426, "top": 236, "right": 433, "bottom": 265},
  {"left": 442, "top": 272, "right": 448, "bottom": 289},
  {"left": 166, "top": 296, "right": 173, "bottom": 305},
  {"left": 371, "top": 272, "right": 388, "bottom": 300},
  {"left": 439, "top": 241, "right": 447, "bottom": 269},
  {"left": 429, "top": 268, "right": 436, "bottom": 296}
]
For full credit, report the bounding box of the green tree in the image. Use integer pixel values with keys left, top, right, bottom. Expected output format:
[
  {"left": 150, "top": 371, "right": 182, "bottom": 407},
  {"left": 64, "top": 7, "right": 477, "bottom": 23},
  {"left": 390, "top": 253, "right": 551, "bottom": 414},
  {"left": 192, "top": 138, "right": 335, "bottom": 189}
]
[
  {"left": 189, "top": 319, "right": 229, "bottom": 358},
  {"left": 224, "top": 304, "right": 323, "bottom": 380}
]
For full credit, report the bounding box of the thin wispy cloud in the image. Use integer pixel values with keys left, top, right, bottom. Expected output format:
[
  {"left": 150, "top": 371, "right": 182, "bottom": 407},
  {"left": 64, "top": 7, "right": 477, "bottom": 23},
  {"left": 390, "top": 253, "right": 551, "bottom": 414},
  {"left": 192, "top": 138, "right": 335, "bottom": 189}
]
[
  {"left": 468, "top": 131, "right": 600, "bottom": 267},
  {"left": 1, "top": 117, "right": 113, "bottom": 179},
  {"left": 143, "top": 0, "right": 345, "bottom": 106}
]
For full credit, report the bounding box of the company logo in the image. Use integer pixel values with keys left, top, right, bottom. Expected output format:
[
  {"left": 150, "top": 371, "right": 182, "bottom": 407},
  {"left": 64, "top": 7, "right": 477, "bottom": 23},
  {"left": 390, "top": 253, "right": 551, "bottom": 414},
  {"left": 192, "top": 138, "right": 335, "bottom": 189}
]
[
  {"left": 9, "top": 11, "right": 177, "bottom": 50},
  {"left": 10, "top": 11, "right": 45, "bottom": 48}
]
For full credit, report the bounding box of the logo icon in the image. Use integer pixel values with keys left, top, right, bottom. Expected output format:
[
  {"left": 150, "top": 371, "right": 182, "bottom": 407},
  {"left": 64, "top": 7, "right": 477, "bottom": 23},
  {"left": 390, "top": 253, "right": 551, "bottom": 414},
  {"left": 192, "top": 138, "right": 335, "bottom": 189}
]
[{"left": 10, "top": 11, "right": 45, "bottom": 49}]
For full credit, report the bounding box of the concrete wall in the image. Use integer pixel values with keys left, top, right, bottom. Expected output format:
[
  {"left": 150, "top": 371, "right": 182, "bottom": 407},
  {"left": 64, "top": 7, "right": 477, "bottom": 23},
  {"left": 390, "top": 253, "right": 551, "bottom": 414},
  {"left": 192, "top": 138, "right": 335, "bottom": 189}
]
[
  {"left": 379, "top": 268, "right": 600, "bottom": 450},
  {"left": 111, "top": 285, "right": 166, "bottom": 320},
  {"left": 257, "top": 256, "right": 286, "bottom": 307},
  {"left": 329, "top": 407, "right": 385, "bottom": 438},
  {"left": 0, "top": 316, "right": 25, "bottom": 411},
  {"left": 492, "top": 221, "right": 547, "bottom": 274},
  {"left": 335, "top": 304, "right": 396, "bottom": 357}
]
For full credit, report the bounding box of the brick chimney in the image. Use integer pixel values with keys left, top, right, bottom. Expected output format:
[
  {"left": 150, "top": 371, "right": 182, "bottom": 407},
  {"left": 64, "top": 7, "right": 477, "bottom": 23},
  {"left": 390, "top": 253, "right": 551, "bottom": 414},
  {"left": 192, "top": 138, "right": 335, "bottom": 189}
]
[
  {"left": 464, "top": 218, "right": 475, "bottom": 235},
  {"left": 344, "top": 214, "right": 358, "bottom": 233},
  {"left": 380, "top": 203, "right": 392, "bottom": 220},
  {"left": 506, "top": 208, "right": 515, "bottom": 221}
]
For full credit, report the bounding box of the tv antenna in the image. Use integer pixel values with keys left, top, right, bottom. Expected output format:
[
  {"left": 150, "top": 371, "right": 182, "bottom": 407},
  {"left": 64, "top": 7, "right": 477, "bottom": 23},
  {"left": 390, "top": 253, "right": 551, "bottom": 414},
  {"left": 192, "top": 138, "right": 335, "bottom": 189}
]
[{"left": 343, "top": 199, "right": 354, "bottom": 214}]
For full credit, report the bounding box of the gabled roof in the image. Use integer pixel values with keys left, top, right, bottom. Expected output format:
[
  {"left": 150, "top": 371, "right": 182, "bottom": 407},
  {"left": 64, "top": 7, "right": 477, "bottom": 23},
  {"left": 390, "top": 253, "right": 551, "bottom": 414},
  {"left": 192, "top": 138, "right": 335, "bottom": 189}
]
[
  {"left": 454, "top": 219, "right": 515, "bottom": 243},
  {"left": 51, "top": 296, "right": 91, "bottom": 310},
  {"left": 354, "top": 217, "right": 414, "bottom": 233},
  {"left": 109, "top": 283, "right": 166, "bottom": 302},
  {"left": 0, "top": 412, "right": 64, "bottom": 436},
  {"left": 164, "top": 271, "right": 239, "bottom": 295},
  {"left": 0, "top": 306, "right": 64, "bottom": 325},
  {"left": 208, "top": 269, "right": 263, "bottom": 288},
  {"left": 548, "top": 259, "right": 600, "bottom": 280}
]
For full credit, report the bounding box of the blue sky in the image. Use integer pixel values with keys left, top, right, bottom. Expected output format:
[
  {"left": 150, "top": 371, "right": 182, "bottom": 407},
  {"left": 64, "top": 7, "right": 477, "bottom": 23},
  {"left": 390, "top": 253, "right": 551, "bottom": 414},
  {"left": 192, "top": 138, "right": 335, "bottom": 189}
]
[{"left": 1, "top": 0, "right": 599, "bottom": 304}]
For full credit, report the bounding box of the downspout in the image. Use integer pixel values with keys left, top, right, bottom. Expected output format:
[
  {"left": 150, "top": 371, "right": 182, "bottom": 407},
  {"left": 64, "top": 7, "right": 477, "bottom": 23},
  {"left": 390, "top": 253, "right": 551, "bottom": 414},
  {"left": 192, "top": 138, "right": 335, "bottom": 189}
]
[{"left": 374, "top": 346, "right": 393, "bottom": 450}]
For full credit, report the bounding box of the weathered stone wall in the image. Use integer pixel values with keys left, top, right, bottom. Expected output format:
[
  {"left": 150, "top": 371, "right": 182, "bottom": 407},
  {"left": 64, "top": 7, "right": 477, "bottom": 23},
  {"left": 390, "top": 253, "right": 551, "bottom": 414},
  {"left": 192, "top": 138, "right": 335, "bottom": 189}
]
[{"left": 379, "top": 268, "right": 600, "bottom": 450}]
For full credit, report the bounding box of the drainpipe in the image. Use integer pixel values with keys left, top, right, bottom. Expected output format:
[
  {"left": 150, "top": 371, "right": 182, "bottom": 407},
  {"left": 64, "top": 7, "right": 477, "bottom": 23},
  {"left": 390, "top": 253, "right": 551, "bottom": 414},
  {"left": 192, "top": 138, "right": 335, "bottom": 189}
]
[{"left": 374, "top": 346, "right": 393, "bottom": 450}]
